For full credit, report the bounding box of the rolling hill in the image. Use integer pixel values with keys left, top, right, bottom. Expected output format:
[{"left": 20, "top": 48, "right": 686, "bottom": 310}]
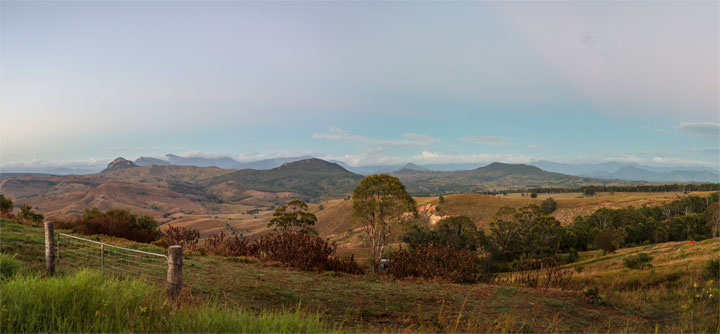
[
  {"left": 0, "top": 158, "right": 362, "bottom": 219},
  {"left": 391, "top": 162, "right": 603, "bottom": 195}
]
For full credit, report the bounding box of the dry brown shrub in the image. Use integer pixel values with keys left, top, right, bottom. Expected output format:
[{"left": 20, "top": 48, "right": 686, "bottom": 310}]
[
  {"left": 386, "top": 243, "right": 480, "bottom": 283},
  {"left": 203, "top": 231, "right": 363, "bottom": 274},
  {"left": 161, "top": 225, "right": 200, "bottom": 251},
  {"left": 497, "top": 257, "right": 574, "bottom": 289}
]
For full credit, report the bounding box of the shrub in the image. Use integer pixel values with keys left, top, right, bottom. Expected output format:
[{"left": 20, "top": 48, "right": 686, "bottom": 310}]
[
  {"left": 205, "top": 231, "right": 255, "bottom": 257},
  {"left": 59, "top": 208, "right": 161, "bottom": 243},
  {"left": 203, "top": 231, "right": 363, "bottom": 274},
  {"left": 255, "top": 232, "right": 362, "bottom": 274},
  {"left": 540, "top": 197, "right": 557, "bottom": 214},
  {"left": 161, "top": 224, "right": 200, "bottom": 251},
  {"left": 500, "top": 257, "right": 573, "bottom": 288},
  {"left": 703, "top": 258, "right": 720, "bottom": 279},
  {"left": 623, "top": 253, "right": 653, "bottom": 270},
  {"left": 0, "top": 194, "right": 13, "bottom": 218},
  {"left": 386, "top": 243, "right": 480, "bottom": 283},
  {"left": 0, "top": 253, "right": 20, "bottom": 279},
  {"left": 583, "top": 286, "right": 609, "bottom": 306}
]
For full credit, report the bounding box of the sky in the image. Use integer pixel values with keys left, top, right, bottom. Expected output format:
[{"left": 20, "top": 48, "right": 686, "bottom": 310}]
[{"left": 1, "top": 1, "right": 718, "bottom": 171}]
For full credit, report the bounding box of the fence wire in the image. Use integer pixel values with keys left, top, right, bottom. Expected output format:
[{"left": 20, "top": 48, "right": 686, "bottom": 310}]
[{"left": 57, "top": 233, "right": 168, "bottom": 284}]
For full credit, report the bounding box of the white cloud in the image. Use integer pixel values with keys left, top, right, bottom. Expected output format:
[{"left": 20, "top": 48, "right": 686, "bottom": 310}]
[
  {"left": 313, "top": 128, "right": 439, "bottom": 147},
  {"left": 676, "top": 122, "right": 720, "bottom": 141},
  {"left": 0, "top": 157, "right": 111, "bottom": 171},
  {"left": 462, "top": 136, "right": 511, "bottom": 146}
]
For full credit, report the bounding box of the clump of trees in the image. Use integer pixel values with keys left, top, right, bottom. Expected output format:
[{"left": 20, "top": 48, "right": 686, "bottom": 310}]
[{"left": 399, "top": 192, "right": 719, "bottom": 278}]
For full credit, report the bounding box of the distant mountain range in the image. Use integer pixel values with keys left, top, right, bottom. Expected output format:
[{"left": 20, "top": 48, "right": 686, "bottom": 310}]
[
  {"left": 2, "top": 153, "right": 717, "bottom": 183},
  {"left": 529, "top": 161, "right": 718, "bottom": 183}
]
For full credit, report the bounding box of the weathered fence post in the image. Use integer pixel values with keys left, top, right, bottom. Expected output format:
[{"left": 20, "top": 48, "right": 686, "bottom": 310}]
[
  {"left": 101, "top": 244, "right": 105, "bottom": 278},
  {"left": 167, "top": 245, "right": 182, "bottom": 298},
  {"left": 44, "top": 221, "right": 55, "bottom": 276}
]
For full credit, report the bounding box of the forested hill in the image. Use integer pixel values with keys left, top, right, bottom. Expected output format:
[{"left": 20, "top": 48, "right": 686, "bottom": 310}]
[{"left": 391, "top": 162, "right": 603, "bottom": 195}]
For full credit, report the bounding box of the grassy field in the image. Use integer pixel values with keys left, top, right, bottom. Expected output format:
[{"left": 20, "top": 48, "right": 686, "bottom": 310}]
[
  {"left": 416, "top": 191, "right": 716, "bottom": 226},
  {"left": 2, "top": 218, "right": 717, "bottom": 333}
]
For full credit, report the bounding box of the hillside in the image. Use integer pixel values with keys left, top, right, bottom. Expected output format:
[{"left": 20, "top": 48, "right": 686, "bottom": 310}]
[
  {"left": 392, "top": 162, "right": 604, "bottom": 195},
  {"left": 3, "top": 219, "right": 715, "bottom": 332},
  {"left": 205, "top": 158, "right": 363, "bottom": 203},
  {"left": 0, "top": 158, "right": 361, "bottom": 220}
]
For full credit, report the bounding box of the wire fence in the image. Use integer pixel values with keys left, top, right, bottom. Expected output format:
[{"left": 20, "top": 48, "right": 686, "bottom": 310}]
[{"left": 57, "top": 233, "right": 168, "bottom": 284}]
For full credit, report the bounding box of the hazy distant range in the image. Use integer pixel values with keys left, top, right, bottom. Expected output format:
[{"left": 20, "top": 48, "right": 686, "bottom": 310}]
[{"left": 1, "top": 154, "right": 718, "bottom": 183}]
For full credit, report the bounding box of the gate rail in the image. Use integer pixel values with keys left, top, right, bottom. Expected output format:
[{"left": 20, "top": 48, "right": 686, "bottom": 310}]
[{"left": 44, "top": 221, "right": 183, "bottom": 298}]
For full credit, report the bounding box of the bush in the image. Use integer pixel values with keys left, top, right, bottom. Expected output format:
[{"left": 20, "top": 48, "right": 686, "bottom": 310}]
[
  {"left": 58, "top": 208, "right": 161, "bottom": 243},
  {"left": 583, "top": 286, "right": 608, "bottom": 306},
  {"left": 540, "top": 197, "right": 558, "bottom": 214},
  {"left": 255, "top": 232, "right": 362, "bottom": 274},
  {"left": 0, "top": 253, "right": 20, "bottom": 279},
  {"left": 499, "top": 257, "right": 573, "bottom": 288},
  {"left": 0, "top": 269, "right": 329, "bottom": 333},
  {"left": 703, "top": 258, "right": 720, "bottom": 279},
  {"left": 205, "top": 231, "right": 255, "bottom": 257},
  {"left": 204, "top": 231, "right": 363, "bottom": 275},
  {"left": 623, "top": 253, "right": 653, "bottom": 270},
  {"left": 386, "top": 243, "right": 480, "bottom": 283},
  {"left": 161, "top": 224, "right": 200, "bottom": 251}
]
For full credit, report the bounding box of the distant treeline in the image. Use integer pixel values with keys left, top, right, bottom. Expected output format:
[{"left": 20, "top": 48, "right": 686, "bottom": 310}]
[
  {"left": 479, "top": 183, "right": 720, "bottom": 195},
  {"left": 403, "top": 192, "right": 720, "bottom": 275}
]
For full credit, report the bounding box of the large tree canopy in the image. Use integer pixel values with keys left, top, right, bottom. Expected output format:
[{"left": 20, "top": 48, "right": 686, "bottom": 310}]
[
  {"left": 352, "top": 174, "right": 416, "bottom": 270},
  {"left": 268, "top": 200, "right": 318, "bottom": 234}
]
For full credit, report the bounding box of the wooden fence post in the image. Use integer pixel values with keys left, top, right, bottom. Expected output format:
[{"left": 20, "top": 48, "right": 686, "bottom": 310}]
[
  {"left": 167, "top": 245, "right": 182, "bottom": 298},
  {"left": 44, "top": 221, "right": 55, "bottom": 276}
]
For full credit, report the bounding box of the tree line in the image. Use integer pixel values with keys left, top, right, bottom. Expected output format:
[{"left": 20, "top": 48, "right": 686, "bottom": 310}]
[
  {"left": 402, "top": 193, "right": 719, "bottom": 273},
  {"left": 477, "top": 183, "right": 720, "bottom": 196}
]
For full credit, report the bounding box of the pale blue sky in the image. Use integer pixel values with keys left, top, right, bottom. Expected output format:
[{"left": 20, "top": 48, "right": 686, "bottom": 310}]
[{"left": 1, "top": 1, "right": 718, "bottom": 170}]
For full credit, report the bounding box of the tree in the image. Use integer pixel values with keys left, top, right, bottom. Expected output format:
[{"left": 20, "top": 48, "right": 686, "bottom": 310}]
[
  {"left": 435, "top": 216, "right": 479, "bottom": 251},
  {"left": 268, "top": 200, "right": 317, "bottom": 234},
  {"left": 540, "top": 197, "right": 558, "bottom": 214},
  {"left": 594, "top": 229, "right": 624, "bottom": 253},
  {"left": 438, "top": 195, "right": 445, "bottom": 204},
  {"left": 0, "top": 194, "right": 13, "bottom": 217},
  {"left": 522, "top": 216, "right": 564, "bottom": 257},
  {"left": 530, "top": 192, "right": 538, "bottom": 198},
  {"left": 352, "top": 174, "right": 416, "bottom": 271},
  {"left": 704, "top": 202, "right": 720, "bottom": 238},
  {"left": 401, "top": 224, "right": 438, "bottom": 250}
]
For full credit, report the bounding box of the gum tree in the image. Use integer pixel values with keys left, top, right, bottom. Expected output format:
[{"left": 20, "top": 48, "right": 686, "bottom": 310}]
[{"left": 352, "top": 174, "right": 416, "bottom": 271}]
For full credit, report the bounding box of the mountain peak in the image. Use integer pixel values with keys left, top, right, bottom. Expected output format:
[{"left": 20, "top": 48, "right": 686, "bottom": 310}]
[
  {"left": 476, "top": 162, "right": 545, "bottom": 175},
  {"left": 399, "top": 163, "right": 428, "bottom": 171},
  {"left": 277, "top": 158, "right": 350, "bottom": 173},
  {"left": 135, "top": 157, "right": 171, "bottom": 166},
  {"left": 102, "top": 157, "right": 138, "bottom": 172}
]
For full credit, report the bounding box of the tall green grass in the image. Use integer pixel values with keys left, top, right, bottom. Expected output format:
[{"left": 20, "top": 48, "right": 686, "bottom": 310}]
[
  {"left": 0, "top": 253, "right": 21, "bottom": 279},
  {"left": 0, "top": 269, "right": 331, "bottom": 333}
]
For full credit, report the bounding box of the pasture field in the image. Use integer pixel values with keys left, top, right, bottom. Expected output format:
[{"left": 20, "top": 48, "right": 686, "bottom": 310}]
[
  {"left": 2, "top": 218, "right": 717, "bottom": 333},
  {"left": 157, "top": 191, "right": 713, "bottom": 245}
]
